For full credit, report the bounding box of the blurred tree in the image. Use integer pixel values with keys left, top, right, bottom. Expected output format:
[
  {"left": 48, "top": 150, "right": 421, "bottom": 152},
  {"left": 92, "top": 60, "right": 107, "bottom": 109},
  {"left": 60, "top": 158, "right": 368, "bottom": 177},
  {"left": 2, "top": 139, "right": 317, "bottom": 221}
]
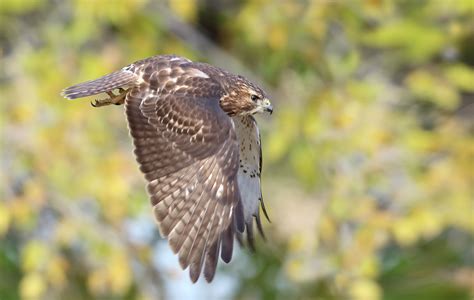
[{"left": 0, "top": 0, "right": 472, "bottom": 299}]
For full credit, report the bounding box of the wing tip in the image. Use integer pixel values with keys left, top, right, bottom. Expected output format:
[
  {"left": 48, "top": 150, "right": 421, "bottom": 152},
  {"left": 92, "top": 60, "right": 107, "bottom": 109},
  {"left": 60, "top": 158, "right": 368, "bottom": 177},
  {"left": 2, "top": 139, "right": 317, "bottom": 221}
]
[
  {"left": 255, "top": 212, "right": 267, "bottom": 240},
  {"left": 189, "top": 268, "right": 200, "bottom": 283},
  {"left": 245, "top": 222, "right": 256, "bottom": 252},
  {"left": 204, "top": 270, "right": 216, "bottom": 283},
  {"left": 60, "top": 87, "right": 89, "bottom": 100},
  {"left": 60, "top": 89, "right": 75, "bottom": 100},
  {"left": 260, "top": 196, "right": 271, "bottom": 223}
]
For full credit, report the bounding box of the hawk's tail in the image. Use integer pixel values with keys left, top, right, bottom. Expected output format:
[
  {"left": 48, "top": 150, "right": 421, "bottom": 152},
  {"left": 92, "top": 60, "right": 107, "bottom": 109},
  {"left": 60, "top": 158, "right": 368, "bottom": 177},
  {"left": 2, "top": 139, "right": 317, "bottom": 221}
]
[{"left": 61, "top": 70, "right": 138, "bottom": 99}]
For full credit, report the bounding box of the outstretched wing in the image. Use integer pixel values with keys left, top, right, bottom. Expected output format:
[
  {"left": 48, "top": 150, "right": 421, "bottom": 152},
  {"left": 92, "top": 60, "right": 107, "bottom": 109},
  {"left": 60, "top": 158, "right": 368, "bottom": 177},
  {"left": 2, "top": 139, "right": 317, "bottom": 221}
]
[
  {"left": 125, "top": 65, "right": 243, "bottom": 283},
  {"left": 233, "top": 115, "right": 270, "bottom": 249}
]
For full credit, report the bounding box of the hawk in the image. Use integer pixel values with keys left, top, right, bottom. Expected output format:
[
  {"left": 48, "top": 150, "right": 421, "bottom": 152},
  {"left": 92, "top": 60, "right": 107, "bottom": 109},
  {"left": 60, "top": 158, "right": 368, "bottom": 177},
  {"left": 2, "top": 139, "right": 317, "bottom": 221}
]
[{"left": 62, "top": 55, "right": 273, "bottom": 282}]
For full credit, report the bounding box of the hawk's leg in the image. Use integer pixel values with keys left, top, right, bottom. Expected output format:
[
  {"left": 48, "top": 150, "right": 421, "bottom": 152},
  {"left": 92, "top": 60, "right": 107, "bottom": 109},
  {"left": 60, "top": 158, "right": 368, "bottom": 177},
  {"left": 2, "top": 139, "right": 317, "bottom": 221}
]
[{"left": 91, "top": 88, "right": 128, "bottom": 107}]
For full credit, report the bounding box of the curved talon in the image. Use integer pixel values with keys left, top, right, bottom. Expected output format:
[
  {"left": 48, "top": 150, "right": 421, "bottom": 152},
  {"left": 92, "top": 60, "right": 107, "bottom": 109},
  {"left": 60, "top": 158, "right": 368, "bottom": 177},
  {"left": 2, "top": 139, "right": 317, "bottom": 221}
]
[{"left": 90, "top": 89, "right": 127, "bottom": 108}]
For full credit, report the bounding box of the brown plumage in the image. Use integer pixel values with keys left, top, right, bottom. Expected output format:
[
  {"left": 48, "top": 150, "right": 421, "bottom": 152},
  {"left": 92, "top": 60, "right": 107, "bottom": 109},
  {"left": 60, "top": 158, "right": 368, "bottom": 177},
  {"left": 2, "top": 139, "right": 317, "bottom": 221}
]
[{"left": 62, "top": 54, "right": 273, "bottom": 282}]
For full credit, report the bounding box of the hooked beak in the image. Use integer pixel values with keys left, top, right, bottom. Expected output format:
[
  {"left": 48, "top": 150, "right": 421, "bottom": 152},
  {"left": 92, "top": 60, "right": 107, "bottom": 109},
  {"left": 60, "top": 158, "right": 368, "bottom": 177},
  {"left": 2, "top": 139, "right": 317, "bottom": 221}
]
[{"left": 263, "top": 98, "right": 273, "bottom": 115}]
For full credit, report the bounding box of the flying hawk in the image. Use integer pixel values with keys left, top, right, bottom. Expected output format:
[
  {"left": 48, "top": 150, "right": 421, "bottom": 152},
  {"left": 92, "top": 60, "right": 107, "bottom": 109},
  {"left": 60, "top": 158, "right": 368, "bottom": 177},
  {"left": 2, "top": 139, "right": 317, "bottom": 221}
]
[{"left": 62, "top": 55, "right": 272, "bottom": 282}]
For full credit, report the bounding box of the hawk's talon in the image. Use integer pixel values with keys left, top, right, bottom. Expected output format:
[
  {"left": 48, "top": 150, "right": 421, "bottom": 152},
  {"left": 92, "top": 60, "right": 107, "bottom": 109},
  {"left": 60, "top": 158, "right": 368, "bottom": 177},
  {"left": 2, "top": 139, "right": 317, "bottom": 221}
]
[
  {"left": 91, "top": 98, "right": 112, "bottom": 108},
  {"left": 90, "top": 89, "right": 129, "bottom": 108}
]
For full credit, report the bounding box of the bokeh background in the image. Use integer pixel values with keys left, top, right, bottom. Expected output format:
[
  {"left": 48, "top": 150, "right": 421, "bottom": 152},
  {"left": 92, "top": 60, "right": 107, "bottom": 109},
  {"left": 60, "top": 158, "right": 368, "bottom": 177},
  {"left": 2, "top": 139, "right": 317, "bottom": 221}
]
[{"left": 1, "top": 0, "right": 473, "bottom": 299}]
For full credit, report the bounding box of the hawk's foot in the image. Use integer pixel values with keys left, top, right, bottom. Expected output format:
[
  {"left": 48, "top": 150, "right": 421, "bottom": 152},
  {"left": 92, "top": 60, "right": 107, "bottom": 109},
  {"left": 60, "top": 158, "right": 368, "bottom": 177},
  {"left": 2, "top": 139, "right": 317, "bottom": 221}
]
[{"left": 91, "top": 88, "right": 128, "bottom": 107}]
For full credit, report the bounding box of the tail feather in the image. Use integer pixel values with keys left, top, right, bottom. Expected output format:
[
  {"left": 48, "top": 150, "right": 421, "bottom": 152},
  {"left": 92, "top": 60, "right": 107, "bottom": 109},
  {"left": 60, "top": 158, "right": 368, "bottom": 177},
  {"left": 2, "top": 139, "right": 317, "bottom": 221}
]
[{"left": 61, "top": 70, "right": 138, "bottom": 99}]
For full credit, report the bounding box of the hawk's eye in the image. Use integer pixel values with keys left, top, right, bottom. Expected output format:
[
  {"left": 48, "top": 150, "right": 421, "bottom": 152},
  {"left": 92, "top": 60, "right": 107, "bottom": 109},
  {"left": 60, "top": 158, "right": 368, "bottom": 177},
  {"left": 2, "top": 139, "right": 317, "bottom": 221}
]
[{"left": 251, "top": 94, "right": 260, "bottom": 102}]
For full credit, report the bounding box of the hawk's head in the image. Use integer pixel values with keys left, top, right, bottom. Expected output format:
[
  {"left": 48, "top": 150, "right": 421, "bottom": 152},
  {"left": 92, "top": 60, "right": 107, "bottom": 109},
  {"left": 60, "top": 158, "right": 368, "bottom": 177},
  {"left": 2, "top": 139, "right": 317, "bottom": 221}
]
[{"left": 220, "top": 75, "right": 273, "bottom": 116}]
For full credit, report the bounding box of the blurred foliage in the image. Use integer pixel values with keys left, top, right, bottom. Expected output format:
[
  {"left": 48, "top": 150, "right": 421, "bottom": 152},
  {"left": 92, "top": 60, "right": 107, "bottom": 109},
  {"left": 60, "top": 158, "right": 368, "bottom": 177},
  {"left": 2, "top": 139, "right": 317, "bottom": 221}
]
[{"left": 1, "top": 0, "right": 473, "bottom": 299}]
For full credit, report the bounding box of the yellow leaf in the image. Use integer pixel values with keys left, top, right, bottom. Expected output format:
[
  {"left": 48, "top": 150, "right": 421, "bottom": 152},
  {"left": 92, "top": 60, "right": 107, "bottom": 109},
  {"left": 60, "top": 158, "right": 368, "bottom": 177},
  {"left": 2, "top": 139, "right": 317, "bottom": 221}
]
[
  {"left": 169, "top": 0, "right": 197, "bottom": 22},
  {"left": 412, "top": 209, "right": 443, "bottom": 239},
  {"left": 349, "top": 278, "right": 382, "bottom": 300},
  {"left": 107, "top": 252, "right": 132, "bottom": 294},
  {"left": 288, "top": 233, "right": 306, "bottom": 252},
  {"left": 22, "top": 240, "right": 49, "bottom": 272},
  {"left": 359, "top": 256, "right": 379, "bottom": 278},
  {"left": 286, "top": 258, "right": 304, "bottom": 281},
  {"left": 319, "top": 216, "right": 337, "bottom": 243},
  {"left": 392, "top": 218, "right": 419, "bottom": 246},
  {"left": 0, "top": 202, "right": 11, "bottom": 236},
  {"left": 10, "top": 198, "right": 34, "bottom": 228},
  {"left": 0, "top": 0, "right": 44, "bottom": 13},
  {"left": 268, "top": 26, "right": 287, "bottom": 50},
  {"left": 445, "top": 64, "right": 474, "bottom": 92},
  {"left": 405, "top": 70, "right": 459, "bottom": 110},
  {"left": 333, "top": 101, "right": 360, "bottom": 129},
  {"left": 47, "top": 256, "right": 68, "bottom": 287},
  {"left": 20, "top": 272, "right": 46, "bottom": 300}
]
